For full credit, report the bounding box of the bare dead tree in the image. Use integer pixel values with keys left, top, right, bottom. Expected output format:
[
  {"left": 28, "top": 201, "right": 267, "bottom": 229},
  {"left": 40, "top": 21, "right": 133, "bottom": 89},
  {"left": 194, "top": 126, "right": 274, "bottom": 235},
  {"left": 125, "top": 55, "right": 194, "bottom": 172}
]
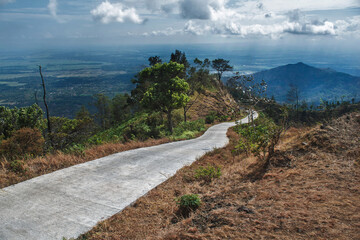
[{"left": 39, "top": 66, "right": 51, "bottom": 134}]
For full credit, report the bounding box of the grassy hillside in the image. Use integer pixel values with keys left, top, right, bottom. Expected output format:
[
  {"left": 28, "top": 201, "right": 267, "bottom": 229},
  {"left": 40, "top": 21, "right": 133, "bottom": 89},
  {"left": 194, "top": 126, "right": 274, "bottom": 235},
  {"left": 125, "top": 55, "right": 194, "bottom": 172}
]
[{"left": 77, "top": 111, "right": 360, "bottom": 240}]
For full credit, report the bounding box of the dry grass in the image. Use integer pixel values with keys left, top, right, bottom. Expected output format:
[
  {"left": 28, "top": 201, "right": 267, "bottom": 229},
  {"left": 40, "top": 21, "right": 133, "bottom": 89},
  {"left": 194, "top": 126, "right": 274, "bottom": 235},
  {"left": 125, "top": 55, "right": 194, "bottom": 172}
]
[
  {"left": 0, "top": 138, "right": 172, "bottom": 188},
  {"left": 79, "top": 112, "right": 360, "bottom": 240}
]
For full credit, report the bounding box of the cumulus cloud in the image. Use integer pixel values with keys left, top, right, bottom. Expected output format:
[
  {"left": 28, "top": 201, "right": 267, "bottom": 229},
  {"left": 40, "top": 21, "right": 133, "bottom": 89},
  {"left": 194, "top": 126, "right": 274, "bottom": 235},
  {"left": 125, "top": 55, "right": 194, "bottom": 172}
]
[
  {"left": 48, "top": 0, "right": 57, "bottom": 17},
  {"left": 91, "top": 1, "right": 146, "bottom": 24},
  {"left": 181, "top": 8, "right": 339, "bottom": 38}
]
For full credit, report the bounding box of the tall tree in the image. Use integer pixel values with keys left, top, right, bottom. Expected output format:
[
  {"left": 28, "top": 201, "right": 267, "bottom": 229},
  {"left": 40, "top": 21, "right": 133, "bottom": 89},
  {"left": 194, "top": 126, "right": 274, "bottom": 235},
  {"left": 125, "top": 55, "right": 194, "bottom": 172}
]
[
  {"left": 211, "top": 58, "right": 233, "bottom": 84},
  {"left": 93, "top": 93, "right": 111, "bottom": 129},
  {"left": 148, "top": 56, "right": 162, "bottom": 66},
  {"left": 170, "top": 50, "right": 190, "bottom": 77},
  {"left": 286, "top": 84, "right": 300, "bottom": 111},
  {"left": 138, "top": 62, "right": 189, "bottom": 133}
]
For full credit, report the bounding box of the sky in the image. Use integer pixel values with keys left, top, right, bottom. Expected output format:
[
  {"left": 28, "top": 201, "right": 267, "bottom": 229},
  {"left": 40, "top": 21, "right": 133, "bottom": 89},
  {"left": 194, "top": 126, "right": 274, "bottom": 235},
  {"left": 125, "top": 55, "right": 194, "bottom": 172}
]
[{"left": 0, "top": 0, "right": 359, "bottom": 50}]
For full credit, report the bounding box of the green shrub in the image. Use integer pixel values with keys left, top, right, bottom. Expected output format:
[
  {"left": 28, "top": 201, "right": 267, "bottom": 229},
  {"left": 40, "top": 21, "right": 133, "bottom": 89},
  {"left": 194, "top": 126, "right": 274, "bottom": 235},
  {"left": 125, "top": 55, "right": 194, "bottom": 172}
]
[
  {"left": 173, "top": 119, "right": 205, "bottom": 138},
  {"left": 64, "top": 144, "right": 86, "bottom": 156},
  {"left": 205, "top": 113, "right": 216, "bottom": 124},
  {"left": 10, "top": 160, "right": 27, "bottom": 173},
  {"left": 194, "top": 165, "right": 221, "bottom": 182},
  {"left": 176, "top": 194, "right": 201, "bottom": 211},
  {"left": 234, "top": 114, "right": 281, "bottom": 161}
]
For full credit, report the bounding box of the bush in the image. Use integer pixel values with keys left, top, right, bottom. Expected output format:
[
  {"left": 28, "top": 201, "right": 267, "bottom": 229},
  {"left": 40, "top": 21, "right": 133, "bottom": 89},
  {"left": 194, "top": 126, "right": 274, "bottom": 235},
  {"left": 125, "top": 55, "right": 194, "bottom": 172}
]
[
  {"left": 234, "top": 114, "right": 281, "bottom": 162},
  {"left": 176, "top": 194, "right": 201, "bottom": 211},
  {"left": 173, "top": 119, "right": 205, "bottom": 137},
  {"left": 9, "top": 160, "right": 27, "bottom": 173},
  {"left": 0, "top": 128, "right": 44, "bottom": 158},
  {"left": 205, "top": 112, "right": 216, "bottom": 124},
  {"left": 194, "top": 165, "right": 221, "bottom": 182}
]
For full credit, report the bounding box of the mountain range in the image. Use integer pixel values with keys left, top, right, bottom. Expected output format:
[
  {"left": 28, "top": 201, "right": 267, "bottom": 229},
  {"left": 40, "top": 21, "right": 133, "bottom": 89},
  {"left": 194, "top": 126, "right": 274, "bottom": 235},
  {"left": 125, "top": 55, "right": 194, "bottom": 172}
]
[{"left": 252, "top": 62, "right": 360, "bottom": 103}]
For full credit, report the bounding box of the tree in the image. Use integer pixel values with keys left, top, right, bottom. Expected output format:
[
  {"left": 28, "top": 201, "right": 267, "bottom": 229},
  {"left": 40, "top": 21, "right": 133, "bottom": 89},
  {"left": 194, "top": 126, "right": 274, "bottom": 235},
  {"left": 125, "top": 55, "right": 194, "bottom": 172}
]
[
  {"left": 226, "top": 74, "right": 267, "bottom": 127},
  {"left": 170, "top": 50, "right": 190, "bottom": 76},
  {"left": 93, "top": 93, "right": 111, "bottom": 129},
  {"left": 138, "top": 62, "right": 189, "bottom": 133},
  {"left": 148, "top": 56, "right": 162, "bottom": 66},
  {"left": 39, "top": 66, "right": 51, "bottom": 135},
  {"left": 286, "top": 84, "right": 300, "bottom": 111},
  {"left": 182, "top": 58, "right": 212, "bottom": 122},
  {"left": 211, "top": 58, "right": 233, "bottom": 84},
  {"left": 111, "top": 93, "right": 130, "bottom": 124}
]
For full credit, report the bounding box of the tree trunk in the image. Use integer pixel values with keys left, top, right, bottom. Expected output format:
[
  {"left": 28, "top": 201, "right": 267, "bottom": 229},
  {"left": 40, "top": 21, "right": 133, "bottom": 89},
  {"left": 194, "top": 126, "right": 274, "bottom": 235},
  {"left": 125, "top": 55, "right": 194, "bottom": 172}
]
[
  {"left": 167, "top": 110, "right": 173, "bottom": 134},
  {"left": 183, "top": 106, "right": 187, "bottom": 122},
  {"left": 39, "top": 66, "right": 51, "bottom": 134}
]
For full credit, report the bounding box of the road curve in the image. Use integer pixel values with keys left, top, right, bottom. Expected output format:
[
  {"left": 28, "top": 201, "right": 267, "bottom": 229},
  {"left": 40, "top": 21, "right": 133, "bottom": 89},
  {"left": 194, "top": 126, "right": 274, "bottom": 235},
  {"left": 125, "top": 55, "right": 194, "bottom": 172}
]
[{"left": 0, "top": 113, "right": 257, "bottom": 240}]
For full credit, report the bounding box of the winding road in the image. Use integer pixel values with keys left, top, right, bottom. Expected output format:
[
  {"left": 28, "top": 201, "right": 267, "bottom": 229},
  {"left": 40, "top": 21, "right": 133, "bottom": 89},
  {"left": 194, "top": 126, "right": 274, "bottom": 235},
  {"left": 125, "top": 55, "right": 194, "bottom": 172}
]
[{"left": 0, "top": 113, "right": 257, "bottom": 240}]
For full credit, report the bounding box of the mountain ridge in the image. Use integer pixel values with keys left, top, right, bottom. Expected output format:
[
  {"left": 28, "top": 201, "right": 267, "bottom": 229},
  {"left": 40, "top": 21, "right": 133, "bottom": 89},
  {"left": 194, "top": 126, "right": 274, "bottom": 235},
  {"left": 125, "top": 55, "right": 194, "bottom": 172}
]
[{"left": 252, "top": 62, "right": 360, "bottom": 103}]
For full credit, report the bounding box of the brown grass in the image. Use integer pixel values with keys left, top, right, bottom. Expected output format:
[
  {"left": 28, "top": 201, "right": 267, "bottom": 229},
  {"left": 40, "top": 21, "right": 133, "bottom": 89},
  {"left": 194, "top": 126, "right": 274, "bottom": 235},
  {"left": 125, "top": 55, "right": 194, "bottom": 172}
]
[
  {"left": 79, "top": 112, "right": 360, "bottom": 240},
  {"left": 0, "top": 138, "right": 172, "bottom": 189}
]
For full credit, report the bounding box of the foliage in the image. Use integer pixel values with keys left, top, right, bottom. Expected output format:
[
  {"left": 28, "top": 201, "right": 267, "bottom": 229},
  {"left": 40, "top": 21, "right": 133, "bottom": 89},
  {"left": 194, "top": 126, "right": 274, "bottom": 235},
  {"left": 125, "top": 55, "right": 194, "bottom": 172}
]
[
  {"left": 176, "top": 194, "right": 201, "bottom": 211},
  {"left": 235, "top": 114, "right": 281, "bottom": 162},
  {"left": 92, "top": 93, "right": 111, "bottom": 129},
  {"left": 50, "top": 116, "right": 95, "bottom": 150},
  {"left": 148, "top": 56, "right": 162, "bottom": 66},
  {"left": 205, "top": 111, "right": 217, "bottom": 124},
  {"left": 9, "top": 160, "right": 27, "bottom": 173},
  {"left": 138, "top": 62, "right": 190, "bottom": 133},
  {"left": 211, "top": 58, "right": 233, "bottom": 82},
  {"left": 0, "top": 104, "right": 45, "bottom": 140},
  {"left": 173, "top": 119, "right": 205, "bottom": 136},
  {"left": 0, "top": 128, "right": 44, "bottom": 159},
  {"left": 194, "top": 165, "right": 221, "bottom": 182}
]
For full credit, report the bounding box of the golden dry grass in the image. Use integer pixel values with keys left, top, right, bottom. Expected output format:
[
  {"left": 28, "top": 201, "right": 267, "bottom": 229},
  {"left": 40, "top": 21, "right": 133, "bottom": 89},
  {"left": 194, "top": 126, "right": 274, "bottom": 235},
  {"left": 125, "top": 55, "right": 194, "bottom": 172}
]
[{"left": 79, "top": 112, "right": 360, "bottom": 240}]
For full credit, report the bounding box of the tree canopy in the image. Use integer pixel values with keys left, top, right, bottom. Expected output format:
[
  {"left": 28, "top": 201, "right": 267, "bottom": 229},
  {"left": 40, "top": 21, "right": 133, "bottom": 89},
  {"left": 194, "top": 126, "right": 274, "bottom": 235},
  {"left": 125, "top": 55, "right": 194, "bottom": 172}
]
[
  {"left": 138, "top": 62, "right": 189, "bottom": 133},
  {"left": 211, "top": 58, "right": 233, "bottom": 83}
]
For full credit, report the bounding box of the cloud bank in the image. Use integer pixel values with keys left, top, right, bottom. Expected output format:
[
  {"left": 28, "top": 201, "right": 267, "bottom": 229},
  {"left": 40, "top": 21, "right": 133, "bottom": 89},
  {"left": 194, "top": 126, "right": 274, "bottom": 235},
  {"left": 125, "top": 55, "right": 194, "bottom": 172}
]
[{"left": 91, "top": 1, "right": 146, "bottom": 24}]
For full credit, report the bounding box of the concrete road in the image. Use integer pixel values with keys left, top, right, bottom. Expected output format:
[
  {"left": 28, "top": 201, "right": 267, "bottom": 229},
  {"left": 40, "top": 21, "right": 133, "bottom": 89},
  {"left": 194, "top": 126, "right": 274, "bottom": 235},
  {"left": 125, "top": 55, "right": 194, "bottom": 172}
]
[{"left": 0, "top": 114, "right": 255, "bottom": 240}]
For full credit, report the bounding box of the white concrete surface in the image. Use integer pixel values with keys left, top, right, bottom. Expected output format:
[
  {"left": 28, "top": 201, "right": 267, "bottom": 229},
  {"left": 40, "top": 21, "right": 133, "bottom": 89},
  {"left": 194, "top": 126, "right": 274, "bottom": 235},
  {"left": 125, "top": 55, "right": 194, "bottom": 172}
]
[{"left": 0, "top": 114, "right": 255, "bottom": 240}]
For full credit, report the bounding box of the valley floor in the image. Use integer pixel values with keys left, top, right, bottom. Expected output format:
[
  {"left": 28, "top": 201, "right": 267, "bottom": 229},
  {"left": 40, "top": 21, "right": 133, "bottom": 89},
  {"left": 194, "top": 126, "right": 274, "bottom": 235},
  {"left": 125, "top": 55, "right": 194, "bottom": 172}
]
[{"left": 79, "top": 112, "right": 360, "bottom": 240}]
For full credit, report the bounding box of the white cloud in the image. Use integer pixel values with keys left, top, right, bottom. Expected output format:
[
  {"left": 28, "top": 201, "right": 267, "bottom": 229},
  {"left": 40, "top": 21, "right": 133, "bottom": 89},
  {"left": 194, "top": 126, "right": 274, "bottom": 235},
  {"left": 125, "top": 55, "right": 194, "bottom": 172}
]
[
  {"left": 91, "top": 1, "right": 146, "bottom": 24},
  {"left": 48, "top": 0, "right": 57, "bottom": 17}
]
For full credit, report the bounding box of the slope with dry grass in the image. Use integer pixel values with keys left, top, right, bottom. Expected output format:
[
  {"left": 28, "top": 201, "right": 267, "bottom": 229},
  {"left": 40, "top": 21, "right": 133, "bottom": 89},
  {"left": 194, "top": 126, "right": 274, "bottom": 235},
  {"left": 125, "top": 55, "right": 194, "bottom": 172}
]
[
  {"left": 78, "top": 112, "right": 360, "bottom": 240},
  {"left": 0, "top": 88, "right": 237, "bottom": 189}
]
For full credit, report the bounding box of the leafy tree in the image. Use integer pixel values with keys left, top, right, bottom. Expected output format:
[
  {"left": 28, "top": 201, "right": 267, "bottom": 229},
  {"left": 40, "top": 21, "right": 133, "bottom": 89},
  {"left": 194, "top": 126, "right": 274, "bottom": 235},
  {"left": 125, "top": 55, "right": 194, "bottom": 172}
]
[
  {"left": 148, "top": 56, "right": 162, "bottom": 66},
  {"left": 93, "top": 93, "right": 111, "bottom": 129},
  {"left": 0, "top": 104, "right": 45, "bottom": 140},
  {"left": 170, "top": 50, "right": 190, "bottom": 76},
  {"left": 227, "top": 74, "right": 267, "bottom": 126},
  {"left": 138, "top": 62, "right": 189, "bottom": 133},
  {"left": 211, "top": 58, "right": 233, "bottom": 83},
  {"left": 182, "top": 58, "right": 212, "bottom": 122},
  {"left": 111, "top": 93, "right": 130, "bottom": 124}
]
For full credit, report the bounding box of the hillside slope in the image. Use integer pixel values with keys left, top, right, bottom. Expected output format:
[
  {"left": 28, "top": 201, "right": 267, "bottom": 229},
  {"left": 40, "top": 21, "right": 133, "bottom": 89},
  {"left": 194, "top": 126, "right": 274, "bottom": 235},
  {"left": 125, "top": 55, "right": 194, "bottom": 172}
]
[
  {"left": 79, "top": 112, "right": 360, "bottom": 239},
  {"left": 252, "top": 62, "right": 360, "bottom": 102}
]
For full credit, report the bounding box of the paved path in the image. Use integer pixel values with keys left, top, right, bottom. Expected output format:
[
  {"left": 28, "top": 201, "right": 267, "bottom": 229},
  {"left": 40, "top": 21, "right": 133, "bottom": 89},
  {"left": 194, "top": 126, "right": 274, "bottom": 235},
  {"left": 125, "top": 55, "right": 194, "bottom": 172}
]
[{"left": 0, "top": 114, "right": 255, "bottom": 240}]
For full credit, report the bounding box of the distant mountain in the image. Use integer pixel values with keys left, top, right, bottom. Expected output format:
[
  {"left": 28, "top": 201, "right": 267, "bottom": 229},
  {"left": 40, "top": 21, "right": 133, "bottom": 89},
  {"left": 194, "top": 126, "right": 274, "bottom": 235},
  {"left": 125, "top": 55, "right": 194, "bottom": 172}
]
[{"left": 252, "top": 62, "right": 360, "bottom": 103}]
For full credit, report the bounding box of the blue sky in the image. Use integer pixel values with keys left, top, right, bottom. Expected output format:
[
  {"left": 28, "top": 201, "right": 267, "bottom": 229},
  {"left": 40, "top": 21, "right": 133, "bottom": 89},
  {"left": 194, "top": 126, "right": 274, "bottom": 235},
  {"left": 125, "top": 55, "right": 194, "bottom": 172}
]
[{"left": 0, "top": 0, "right": 359, "bottom": 50}]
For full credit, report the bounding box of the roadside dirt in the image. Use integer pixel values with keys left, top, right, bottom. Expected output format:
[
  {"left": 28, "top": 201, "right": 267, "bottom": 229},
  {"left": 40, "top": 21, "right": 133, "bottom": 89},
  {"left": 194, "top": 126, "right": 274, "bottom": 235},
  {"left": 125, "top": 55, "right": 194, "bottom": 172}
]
[{"left": 79, "top": 112, "right": 360, "bottom": 240}]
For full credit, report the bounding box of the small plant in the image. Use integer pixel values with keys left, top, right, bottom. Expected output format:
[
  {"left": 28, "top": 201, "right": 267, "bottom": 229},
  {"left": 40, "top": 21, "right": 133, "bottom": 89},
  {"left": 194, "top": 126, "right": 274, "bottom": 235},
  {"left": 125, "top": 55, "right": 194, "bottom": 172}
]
[
  {"left": 176, "top": 194, "right": 201, "bottom": 211},
  {"left": 9, "top": 160, "right": 27, "bottom": 173},
  {"left": 194, "top": 165, "right": 221, "bottom": 182},
  {"left": 205, "top": 112, "right": 216, "bottom": 124}
]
